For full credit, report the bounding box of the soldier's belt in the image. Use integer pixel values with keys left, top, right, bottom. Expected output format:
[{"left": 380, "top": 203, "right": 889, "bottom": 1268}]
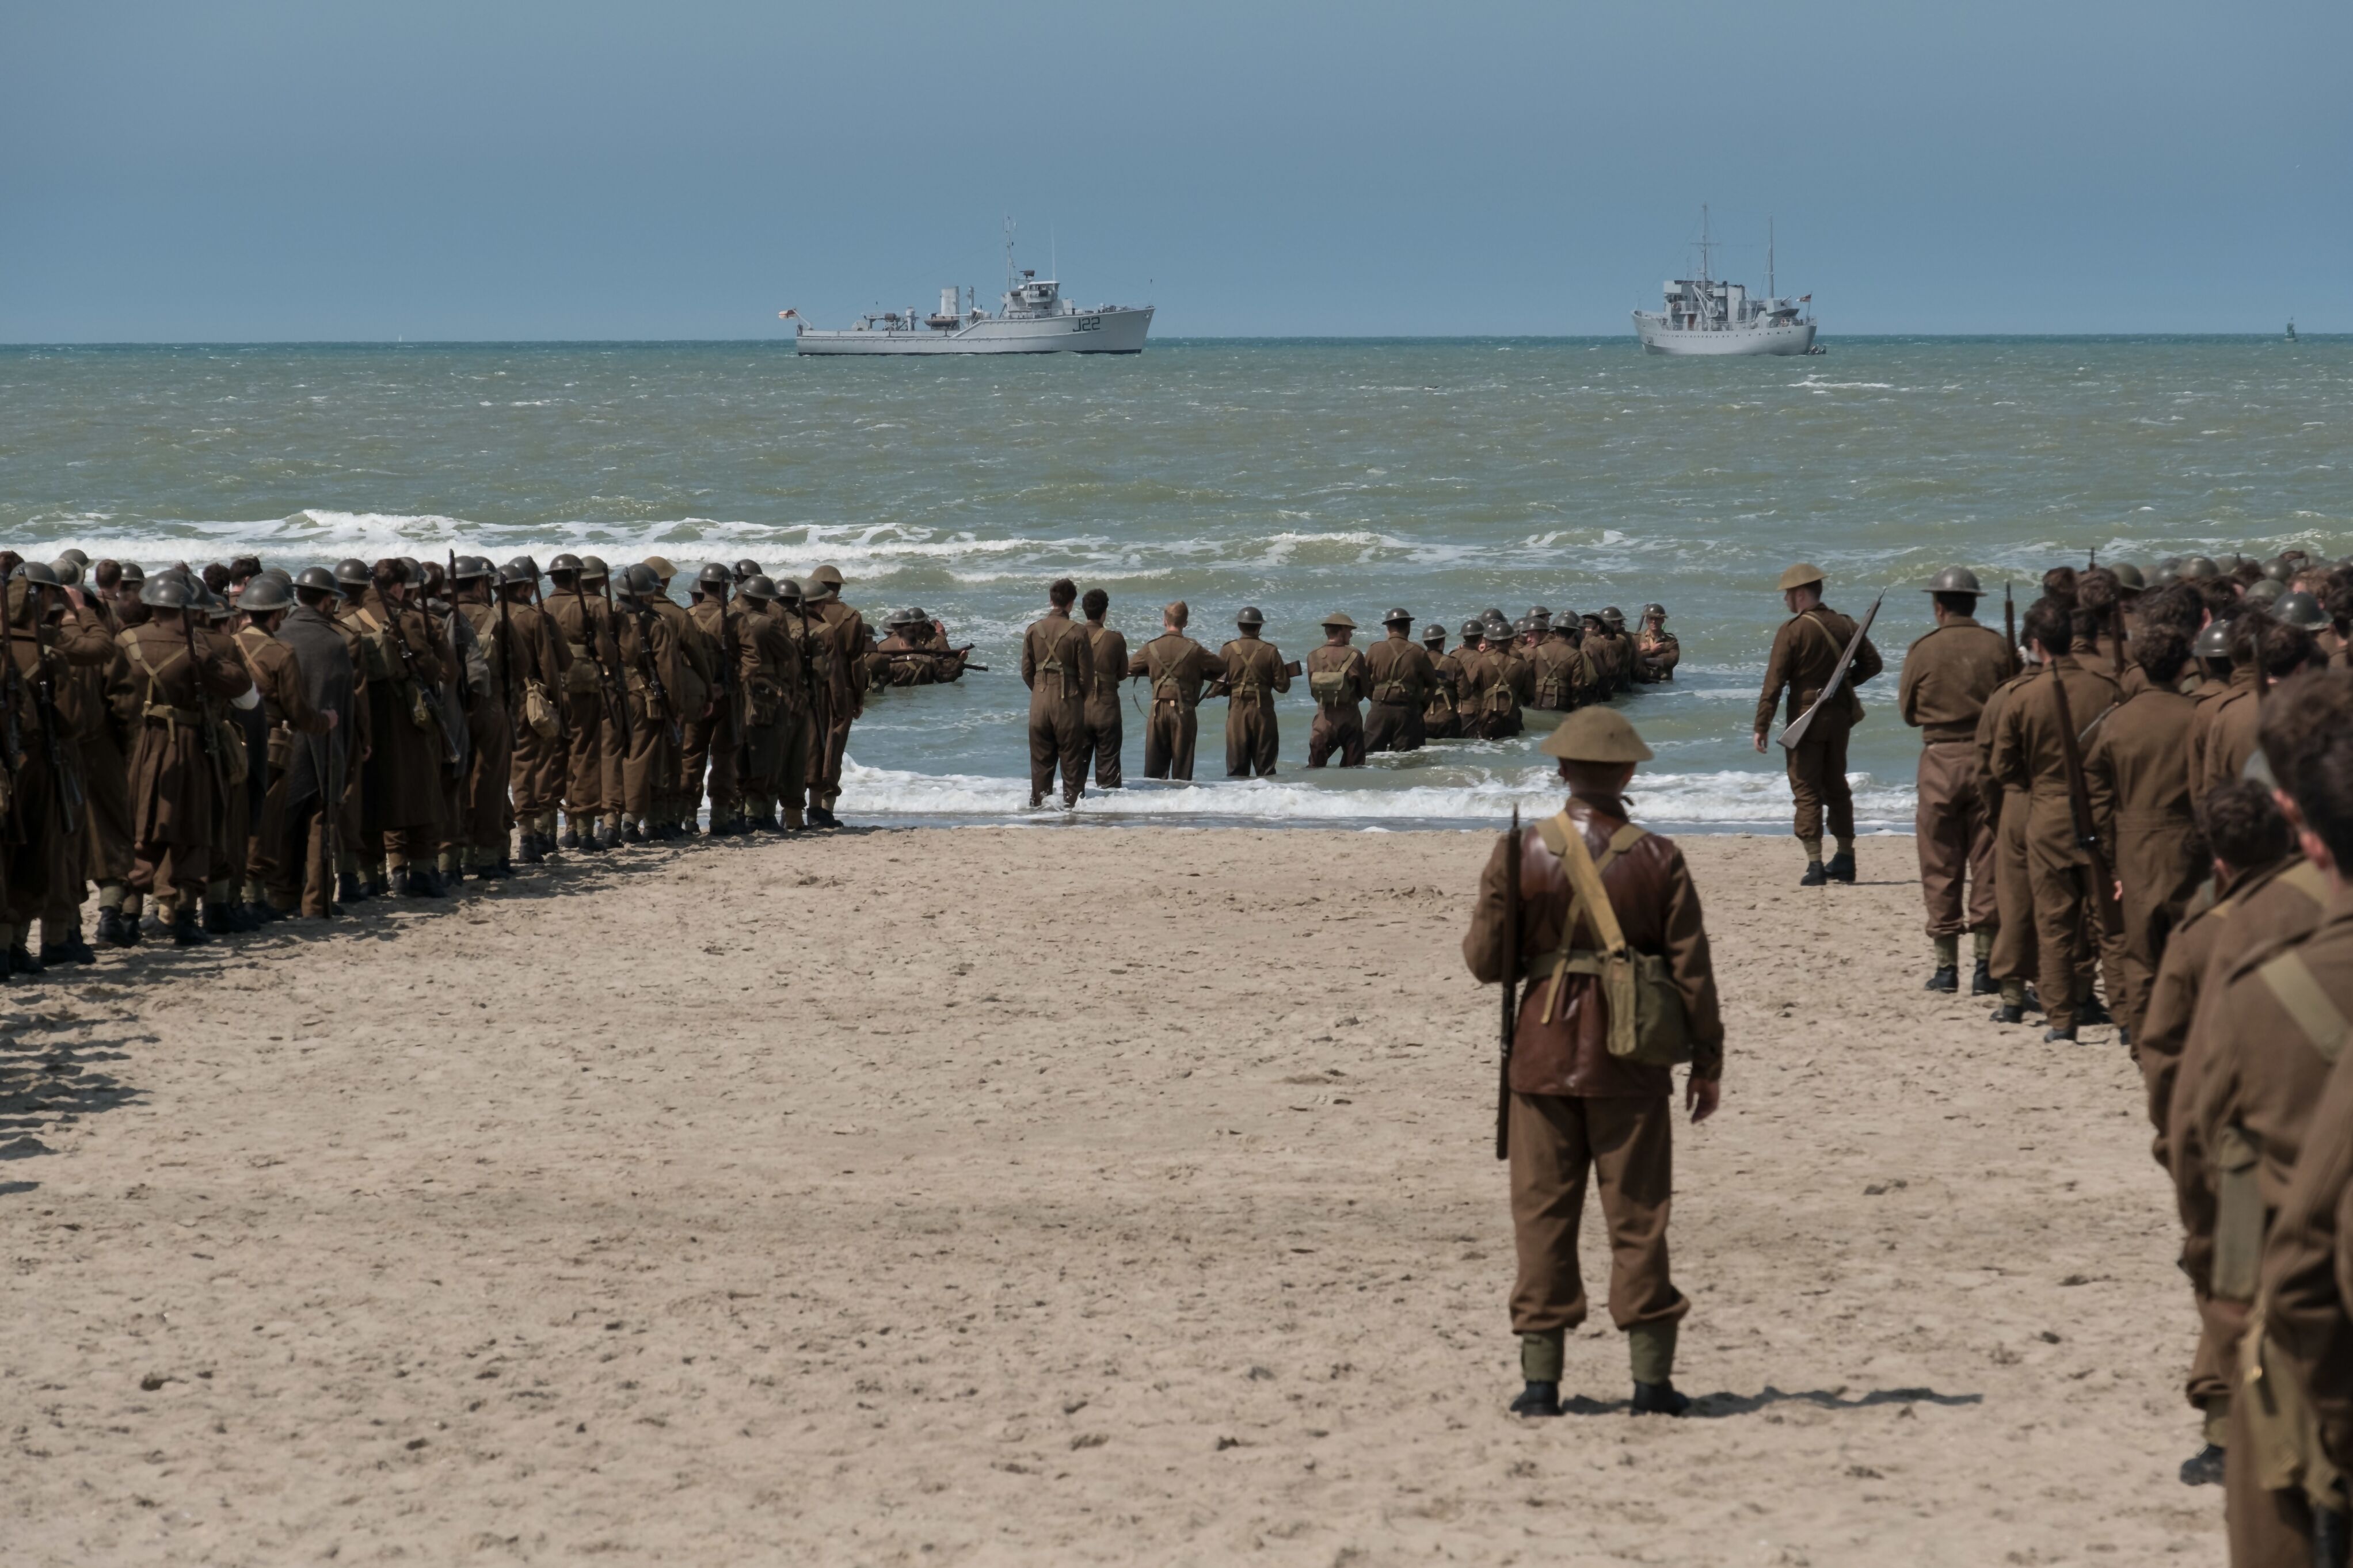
[{"left": 143, "top": 701, "right": 204, "bottom": 727}]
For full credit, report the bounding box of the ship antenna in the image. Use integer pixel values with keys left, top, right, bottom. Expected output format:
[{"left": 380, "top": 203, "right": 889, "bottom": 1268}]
[{"left": 1768, "top": 217, "right": 1775, "bottom": 301}]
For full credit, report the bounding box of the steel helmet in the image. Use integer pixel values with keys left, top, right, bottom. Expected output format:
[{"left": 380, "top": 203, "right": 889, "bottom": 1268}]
[
  {"left": 2245, "top": 578, "right": 2286, "bottom": 608},
  {"left": 238, "top": 575, "right": 294, "bottom": 613},
  {"left": 2194, "top": 621, "right": 2236, "bottom": 662},
  {"left": 1235, "top": 606, "right": 1265, "bottom": 628},
  {"left": 733, "top": 558, "right": 763, "bottom": 582},
  {"left": 139, "top": 575, "right": 194, "bottom": 609},
  {"left": 697, "top": 562, "right": 733, "bottom": 590},
  {"left": 2181, "top": 556, "right": 2221, "bottom": 582},
  {"left": 549, "top": 553, "right": 584, "bottom": 576},
  {"left": 1922, "top": 566, "right": 1985, "bottom": 596},
  {"left": 1421, "top": 623, "right": 1446, "bottom": 644},
  {"left": 1383, "top": 607, "right": 1414, "bottom": 626},
  {"left": 776, "top": 578, "right": 804, "bottom": 603},
  {"left": 739, "top": 575, "right": 778, "bottom": 604},
  {"left": 580, "top": 555, "right": 610, "bottom": 582},
  {"left": 295, "top": 566, "right": 339, "bottom": 594},
  {"left": 2111, "top": 562, "right": 2147, "bottom": 593},
  {"left": 2274, "top": 590, "right": 2329, "bottom": 632},
  {"left": 1459, "top": 618, "right": 1484, "bottom": 640}
]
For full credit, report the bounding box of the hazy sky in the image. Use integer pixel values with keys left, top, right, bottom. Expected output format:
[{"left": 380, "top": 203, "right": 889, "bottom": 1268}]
[{"left": 6, "top": 1, "right": 2347, "bottom": 339}]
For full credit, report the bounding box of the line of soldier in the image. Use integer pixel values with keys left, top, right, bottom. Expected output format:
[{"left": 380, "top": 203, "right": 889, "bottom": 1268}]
[
  {"left": 1019, "top": 586, "right": 1681, "bottom": 808},
  {"left": 0, "top": 548, "right": 880, "bottom": 972},
  {"left": 1879, "top": 544, "right": 2353, "bottom": 1558}
]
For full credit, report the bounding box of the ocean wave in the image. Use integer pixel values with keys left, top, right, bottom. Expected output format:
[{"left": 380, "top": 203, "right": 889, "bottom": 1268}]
[{"left": 835, "top": 758, "right": 1914, "bottom": 830}]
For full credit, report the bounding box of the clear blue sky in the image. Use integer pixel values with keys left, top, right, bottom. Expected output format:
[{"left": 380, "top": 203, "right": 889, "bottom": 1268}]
[{"left": 6, "top": 1, "right": 2346, "bottom": 340}]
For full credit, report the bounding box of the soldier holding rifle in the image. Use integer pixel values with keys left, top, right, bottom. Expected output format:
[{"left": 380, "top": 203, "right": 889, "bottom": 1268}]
[
  {"left": 1754, "top": 563, "right": 1883, "bottom": 887},
  {"left": 1463, "top": 708, "right": 1724, "bottom": 1421}
]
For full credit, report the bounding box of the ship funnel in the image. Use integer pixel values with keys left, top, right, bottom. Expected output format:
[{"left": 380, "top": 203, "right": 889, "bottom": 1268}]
[{"left": 941, "top": 287, "right": 958, "bottom": 319}]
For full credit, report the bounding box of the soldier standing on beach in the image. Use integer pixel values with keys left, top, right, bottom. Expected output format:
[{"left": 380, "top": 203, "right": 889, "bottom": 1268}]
[
  {"left": 1219, "top": 607, "right": 1289, "bottom": 778},
  {"left": 1128, "top": 600, "right": 1223, "bottom": 781},
  {"left": 1362, "top": 608, "right": 1434, "bottom": 753},
  {"left": 1463, "top": 708, "right": 1724, "bottom": 1420},
  {"left": 1304, "top": 612, "right": 1370, "bottom": 768},
  {"left": 804, "top": 564, "right": 869, "bottom": 829},
  {"left": 1020, "top": 578, "right": 1095, "bottom": 809},
  {"left": 2082, "top": 624, "right": 2203, "bottom": 1044},
  {"left": 1080, "top": 588, "right": 1128, "bottom": 790},
  {"left": 1896, "top": 567, "right": 2015, "bottom": 992},
  {"left": 1753, "top": 563, "right": 1883, "bottom": 887}
]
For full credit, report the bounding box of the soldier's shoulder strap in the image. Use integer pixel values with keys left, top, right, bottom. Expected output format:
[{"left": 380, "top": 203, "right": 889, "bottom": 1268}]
[
  {"left": 1534, "top": 811, "right": 1647, "bottom": 873},
  {"left": 2255, "top": 949, "right": 2351, "bottom": 1063},
  {"left": 2280, "top": 860, "right": 2328, "bottom": 904}
]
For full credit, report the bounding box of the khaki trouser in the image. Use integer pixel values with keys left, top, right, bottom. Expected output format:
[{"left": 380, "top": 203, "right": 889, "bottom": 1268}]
[
  {"left": 1363, "top": 699, "right": 1422, "bottom": 754},
  {"left": 810, "top": 713, "right": 853, "bottom": 811},
  {"left": 1306, "top": 705, "right": 1365, "bottom": 768},
  {"left": 1989, "top": 791, "right": 2041, "bottom": 987},
  {"left": 1028, "top": 696, "right": 1089, "bottom": 807},
  {"left": 1785, "top": 712, "right": 1854, "bottom": 842},
  {"left": 1082, "top": 709, "right": 1124, "bottom": 789},
  {"left": 464, "top": 701, "right": 513, "bottom": 854},
  {"left": 1224, "top": 696, "right": 1279, "bottom": 778},
  {"left": 1143, "top": 699, "right": 1199, "bottom": 780},
  {"left": 2027, "top": 843, "right": 2095, "bottom": 1031},
  {"left": 1507, "top": 1093, "right": 1689, "bottom": 1336},
  {"left": 622, "top": 692, "right": 671, "bottom": 821},
  {"left": 509, "top": 700, "right": 566, "bottom": 821},
  {"left": 2225, "top": 1384, "right": 2318, "bottom": 1568},
  {"left": 681, "top": 704, "right": 740, "bottom": 822},
  {"left": 562, "top": 692, "right": 610, "bottom": 819},
  {"left": 1915, "top": 738, "right": 1996, "bottom": 938}
]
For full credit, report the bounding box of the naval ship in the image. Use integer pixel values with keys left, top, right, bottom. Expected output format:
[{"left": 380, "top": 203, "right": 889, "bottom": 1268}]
[
  {"left": 1632, "top": 209, "right": 1818, "bottom": 357},
  {"left": 785, "top": 231, "right": 1152, "bottom": 356}
]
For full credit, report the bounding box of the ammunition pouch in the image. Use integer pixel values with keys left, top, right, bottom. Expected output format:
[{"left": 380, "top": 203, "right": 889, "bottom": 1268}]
[
  {"left": 524, "top": 680, "right": 562, "bottom": 739},
  {"left": 1482, "top": 682, "right": 1517, "bottom": 717},
  {"left": 2238, "top": 1300, "right": 2347, "bottom": 1508},
  {"left": 212, "top": 714, "right": 251, "bottom": 787},
  {"left": 1371, "top": 679, "right": 1414, "bottom": 705},
  {"left": 266, "top": 724, "right": 297, "bottom": 772},
  {"left": 1532, "top": 813, "right": 1690, "bottom": 1067},
  {"left": 143, "top": 702, "right": 204, "bottom": 727},
  {"left": 2210, "top": 1123, "right": 2263, "bottom": 1303}
]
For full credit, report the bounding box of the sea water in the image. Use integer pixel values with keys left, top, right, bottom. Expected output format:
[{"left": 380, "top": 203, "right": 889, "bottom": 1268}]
[{"left": 5, "top": 337, "right": 2346, "bottom": 831}]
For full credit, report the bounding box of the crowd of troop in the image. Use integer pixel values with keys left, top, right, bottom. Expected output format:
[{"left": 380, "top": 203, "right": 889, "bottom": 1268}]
[
  {"left": 1829, "top": 545, "right": 2352, "bottom": 1559},
  {"left": 1017, "top": 585, "right": 1681, "bottom": 807},
  {"left": 0, "top": 548, "right": 890, "bottom": 968}
]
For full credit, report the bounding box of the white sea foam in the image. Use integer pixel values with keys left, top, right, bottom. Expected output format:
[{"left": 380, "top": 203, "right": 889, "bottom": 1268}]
[{"left": 834, "top": 758, "right": 1914, "bottom": 830}]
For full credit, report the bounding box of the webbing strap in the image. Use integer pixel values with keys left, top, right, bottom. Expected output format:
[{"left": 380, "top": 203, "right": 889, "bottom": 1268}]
[
  {"left": 2257, "top": 951, "right": 2350, "bottom": 1064},
  {"left": 1532, "top": 813, "right": 1648, "bottom": 1024},
  {"left": 2281, "top": 861, "right": 2327, "bottom": 903}
]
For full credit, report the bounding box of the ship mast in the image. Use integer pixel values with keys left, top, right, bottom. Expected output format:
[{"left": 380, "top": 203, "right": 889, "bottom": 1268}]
[
  {"left": 1768, "top": 218, "right": 1775, "bottom": 301},
  {"left": 1004, "top": 216, "right": 1016, "bottom": 293},
  {"left": 1697, "top": 204, "right": 1714, "bottom": 288}
]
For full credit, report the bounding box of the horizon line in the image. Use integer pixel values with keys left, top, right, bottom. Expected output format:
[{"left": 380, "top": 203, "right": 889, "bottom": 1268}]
[{"left": 0, "top": 330, "right": 2338, "bottom": 351}]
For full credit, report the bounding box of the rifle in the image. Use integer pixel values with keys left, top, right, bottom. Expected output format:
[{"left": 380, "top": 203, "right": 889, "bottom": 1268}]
[
  {"left": 1777, "top": 592, "right": 1884, "bottom": 752},
  {"left": 375, "top": 579, "right": 460, "bottom": 765},
  {"left": 2044, "top": 658, "right": 2124, "bottom": 940},
  {"left": 718, "top": 595, "right": 752, "bottom": 792},
  {"left": 577, "top": 577, "right": 631, "bottom": 748},
  {"left": 498, "top": 579, "right": 516, "bottom": 720},
  {"left": 2004, "top": 581, "right": 2016, "bottom": 657},
  {"left": 28, "top": 594, "right": 84, "bottom": 835},
  {"left": 628, "top": 600, "right": 684, "bottom": 748},
  {"left": 2254, "top": 615, "right": 2270, "bottom": 701},
  {"left": 793, "top": 594, "right": 824, "bottom": 750},
  {"left": 1496, "top": 806, "right": 1521, "bottom": 1162}
]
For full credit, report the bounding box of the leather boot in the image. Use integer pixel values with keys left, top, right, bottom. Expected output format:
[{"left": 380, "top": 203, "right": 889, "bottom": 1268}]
[
  {"left": 620, "top": 821, "right": 645, "bottom": 845},
  {"left": 171, "top": 911, "right": 210, "bottom": 947},
  {"left": 519, "top": 833, "right": 545, "bottom": 865},
  {"left": 10, "top": 943, "right": 45, "bottom": 976},
  {"left": 397, "top": 868, "right": 445, "bottom": 899},
  {"left": 41, "top": 933, "right": 98, "bottom": 966},
  {"left": 203, "top": 902, "right": 238, "bottom": 935},
  {"left": 1923, "top": 966, "right": 1958, "bottom": 993},
  {"left": 1508, "top": 1382, "right": 1563, "bottom": 1418},
  {"left": 338, "top": 871, "right": 367, "bottom": 905},
  {"left": 577, "top": 826, "right": 604, "bottom": 854},
  {"left": 96, "top": 907, "right": 137, "bottom": 948},
  {"left": 2177, "top": 1443, "right": 2224, "bottom": 1486},
  {"left": 2076, "top": 994, "right": 2114, "bottom": 1027},
  {"left": 1825, "top": 850, "right": 1857, "bottom": 884},
  {"left": 245, "top": 901, "right": 281, "bottom": 927},
  {"left": 559, "top": 823, "right": 580, "bottom": 850},
  {"left": 1970, "top": 960, "right": 1996, "bottom": 996},
  {"left": 2044, "top": 1024, "right": 2078, "bottom": 1043},
  {"left": 1630, "top": 1380, "right": 1691, "bottom": 1417},
  {"left": 1798, "top": 861, "right": 1826, "bottom": 887},
  {"left": 1989, "top": 1002, "right": 2025, "bottom": 1025}
]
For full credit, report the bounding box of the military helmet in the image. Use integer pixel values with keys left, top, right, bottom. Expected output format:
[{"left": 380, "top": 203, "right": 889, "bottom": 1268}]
[
  {"left": 1922, "top": 566, "right": 1984, "bottom": 596},
  {"left": 1459, "top": 618, "right": 1483, "bottom": 640},
  {"left": 1642, "top": 602, "right": 1667, "bottom": 619},
  {"left": 117, "top": 562, "right": 146, "bottom": 586},
  {"left": 507, "top": 554, "right": 539, "bottom": 580},
  {"left": 1421, "top": 623, "right": 1446, "bottom": 644},
  {"left": 498, "top": 562, "right": 536, "bottom": 587},
  {"left": 295, "top": 565, "right": 340, "bottom": 594},
  {"left": 1777, "top": 562, "right": 1825, "bottom": 592},
  {"left": 885, "top": 606, "right": 917, "bottom": 628},
  {"left": 1540, "top": 707, "right": 1655, "bottom": 764},
  {"left": 733, "top": 558, "right": 762, "bottom": 582},
  {"left": 697, "top": 562, "right": 732, "bottom": 590},
  {"left": 2111, "top": 562, "right": 2147, "bottom": 593},
  {"left": 1383, "top": 606, "right": 1412, "bottom": 625},
  {"left": 1527, "top": 605, "right": 1550, "bottom": 620},
  {"left": 625, "top": 563, "right": 662, "bottom": 597},
  {"left": 644, "top": 555, "right": 676, "bottom": 582},
  {"left": 15, "top": 560, "right": 59, "bottom": 587},
  {"left": 907, "top": 606, "right": 930, "bottom": 624},
  {"left": 1481, "top": 606, "right": 1506, "bottom": 623},
  {"left": 58, "top": 547, "right": 90, "bottom": 567},
  {"left": 740, "top": 575, "right": 778, "bottom": 604},
  {"left": 809, "top": 564, "right": 845, "bottom": 590},
  {"left": 2263, "top": 556, "right": 2294, "bottom": 583},
  {"left": 1601, "top": 606, "right": 1625, "bottom": 628},
  {"left": 451, "top": 555, "right": 492, "bottom": 582},
  {"left": 1511, "top": 615, "right": 1533, "bottom": 635},
  {"left": 2245, "top": 578, "right": 2285, "bottom": 608},
  {"left": 2275, "top": 590, "right": 2329, "bottom": 632},
  {"left": 580, "top": 554, "right": 610, "bottom": 581},
  {"left": 776, "top": 578, "right": 804, "bottom": 603},
  {"left": 2181, "top": 555, "right": 2221, "bottom": 582},
  {"left": 2194, "top": 621, "right": 2236, "bottom": 662},
  {"left": 1320, "top": 611, "right": 1356, "bottom": 630},
  {"left": 238, "top": 574, "right": 294, "bottom": 613},
  {"left": 201, "top": 585, "right": 234, "bottom": 618},
  {"left": 609, "top": 569, "right": 638, "bottom": 602},
  {"left": 259, "top": 565, "right": 293, "bottom": 586},
  {"left": 1235, "top": 606, "right": 1265, "bottom": 628},
  {"left": 48, "top": 557, "right": 83, "bottom": 587},
  {"left": 139, "top": 574, "right": 194, "bottom": 609},
  {"left": 334, "top": 558, "right": 371, "bottom": 589},
  {"left": 549, "top": 552, "right": 584, "bottom": 575}
]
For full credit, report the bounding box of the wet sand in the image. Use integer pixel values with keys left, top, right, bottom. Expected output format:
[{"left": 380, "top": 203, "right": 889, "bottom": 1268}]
[{"left": 4, "top": 826, "right": 2215, "bottom": 1565}]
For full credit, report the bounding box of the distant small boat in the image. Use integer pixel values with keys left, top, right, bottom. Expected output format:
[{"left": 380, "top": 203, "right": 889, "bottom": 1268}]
[{"left": 2287, "top": 319, "right": 2299, "bottom": 342}]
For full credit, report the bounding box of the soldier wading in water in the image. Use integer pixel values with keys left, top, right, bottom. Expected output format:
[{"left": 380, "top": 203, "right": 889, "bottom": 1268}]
[{"left": 1464, "top": 708, "right": 1725, "bottom": 1419}]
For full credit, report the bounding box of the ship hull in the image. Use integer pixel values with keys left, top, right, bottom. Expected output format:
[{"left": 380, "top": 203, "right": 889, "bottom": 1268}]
[
  {"left": 797, "top": 306, "right": 1152, "bottom": 356},
  {"left": 1632, "top": 314, "right": 1816, "bottom": 356}
]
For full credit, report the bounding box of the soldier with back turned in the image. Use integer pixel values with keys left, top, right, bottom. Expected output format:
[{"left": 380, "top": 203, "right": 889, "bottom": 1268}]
[
  {"left": 1897, "top": 567, "right": 2016, "bottom": 992},
  {"left": 1218, "top": 607, "right": 1289, "bottom": 777},
  {"left": 1127, "top": 600, "right": 1223, "bottom": 781},
  {"left": 1753, "top": 563, "right": 1883, "bottom": 887},
  {"left": 1362, "top": 608, "right": 1434, "bottom": 753}
]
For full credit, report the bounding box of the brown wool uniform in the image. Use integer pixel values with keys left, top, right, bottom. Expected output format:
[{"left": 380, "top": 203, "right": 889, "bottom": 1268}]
[
  {"left": 2188, "top": 667, "right": 2254, "bottom": 804},
  {"left": 68, "top": 599, "right": 138, "bottom": 901},
  {"left": 447, "top": 597, "right": 515, "bottom": 859},
  {"left": 1462, "top": 645, "right": 1527, "bottom": 739},
  {"left": 116, "top": 619, "right": 257, "bottom": 901},
  {"left": 1633, "top": 629, "right": 1681, "bottom": 684},
  {"left": 348, "top": 593, "right": 451, "bottom": 865},
  {"left": 2190, "top": 892, "right": 2353, "bottom": 1563},
  {"left": 871, "top": 632, "right": 936, "bottom": 686},
  {"left": 2253, "top": 1022, "right": 2353, "bottom": 1552},
  {"left": 1304, "top": 642, "right": 1370, "bottom": 768},
  {"left": 497, "top": 594, "right": 571, "bottom": 831},
  {"left": 2084, "top": 682, "right": 2204, "bottom": 1039},
  {"left": 5, "top": 597, "right": 118, "bottom": 933},
  {"left": 1219, "top": 636, "right": 1289, "bottom": 777},
  {"left": 1898, "top": 613, "right": 2016, "bottom": 940},
  {"left": 1463, "top": 795, "right": 1725, "bottom": 1342},
  {"left": 1976, "top": 673, "right": 2044, "bottom": 993},
  {"left": 615, "top": 600, "right": 686, "bottom": 824},
  {"left": 2161, "top": 859, "right": 2327, "bottom": 1429},
  {"left": 1021, "top": 608, "right": 1095, "bottom": 806},
  {"left": 1528, "top": 635, "right": 1591, "bottom": 714},
  {"left": 809, "top": 597, "right": 870, "bottom": 814},
  {"left": 328, "top": 603, "right": 372, "bottom": 868},
  {"left": 269, "top": 602, "right": 355, "bottom": 914},
  {"left": 1082, "top": 621, "right": 1129, "bottom": 788},
  {"left": 1422, "top": 646, "right": 1466, "bottom": 739},
  {"left": 231, "top": 623, "right": 330, "bottom": 896},
  {"left": 1989, "top": 655, "right": 2122, "bottom": 1030},
  {"left": 1754, "top": 604, "right": 1883, "bottom": 846},
  {"left": 738, "top": 603, "right": 809, "bottom": 822},
  {"left": 683, "top": 598, "right": 741, "bottom": 826},
  {"left": 546, "top": 589, "right": 625, "bottom": 829},
  {"left": 650, "top": 593, "right": 714, "bottom": 825},
  {"left": 1128, "top": 631, "right": 1223, "bottom": 780},
  {"left": 1362, "top": 632, "right": 1436, "bottom": 752},
  {"left": 2198, "top": 677, "right": 2264, "bottom": 805}
]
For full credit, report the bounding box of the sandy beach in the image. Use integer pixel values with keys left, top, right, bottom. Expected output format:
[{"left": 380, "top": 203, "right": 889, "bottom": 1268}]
[{"left": 4, "top": 824, "right": 2215, "bottom": 1566}]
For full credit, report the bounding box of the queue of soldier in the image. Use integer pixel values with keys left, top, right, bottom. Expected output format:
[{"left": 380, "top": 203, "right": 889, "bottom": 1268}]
[{"left": 1766, "top": 546, "right": 2353, "bottom": 1561}]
